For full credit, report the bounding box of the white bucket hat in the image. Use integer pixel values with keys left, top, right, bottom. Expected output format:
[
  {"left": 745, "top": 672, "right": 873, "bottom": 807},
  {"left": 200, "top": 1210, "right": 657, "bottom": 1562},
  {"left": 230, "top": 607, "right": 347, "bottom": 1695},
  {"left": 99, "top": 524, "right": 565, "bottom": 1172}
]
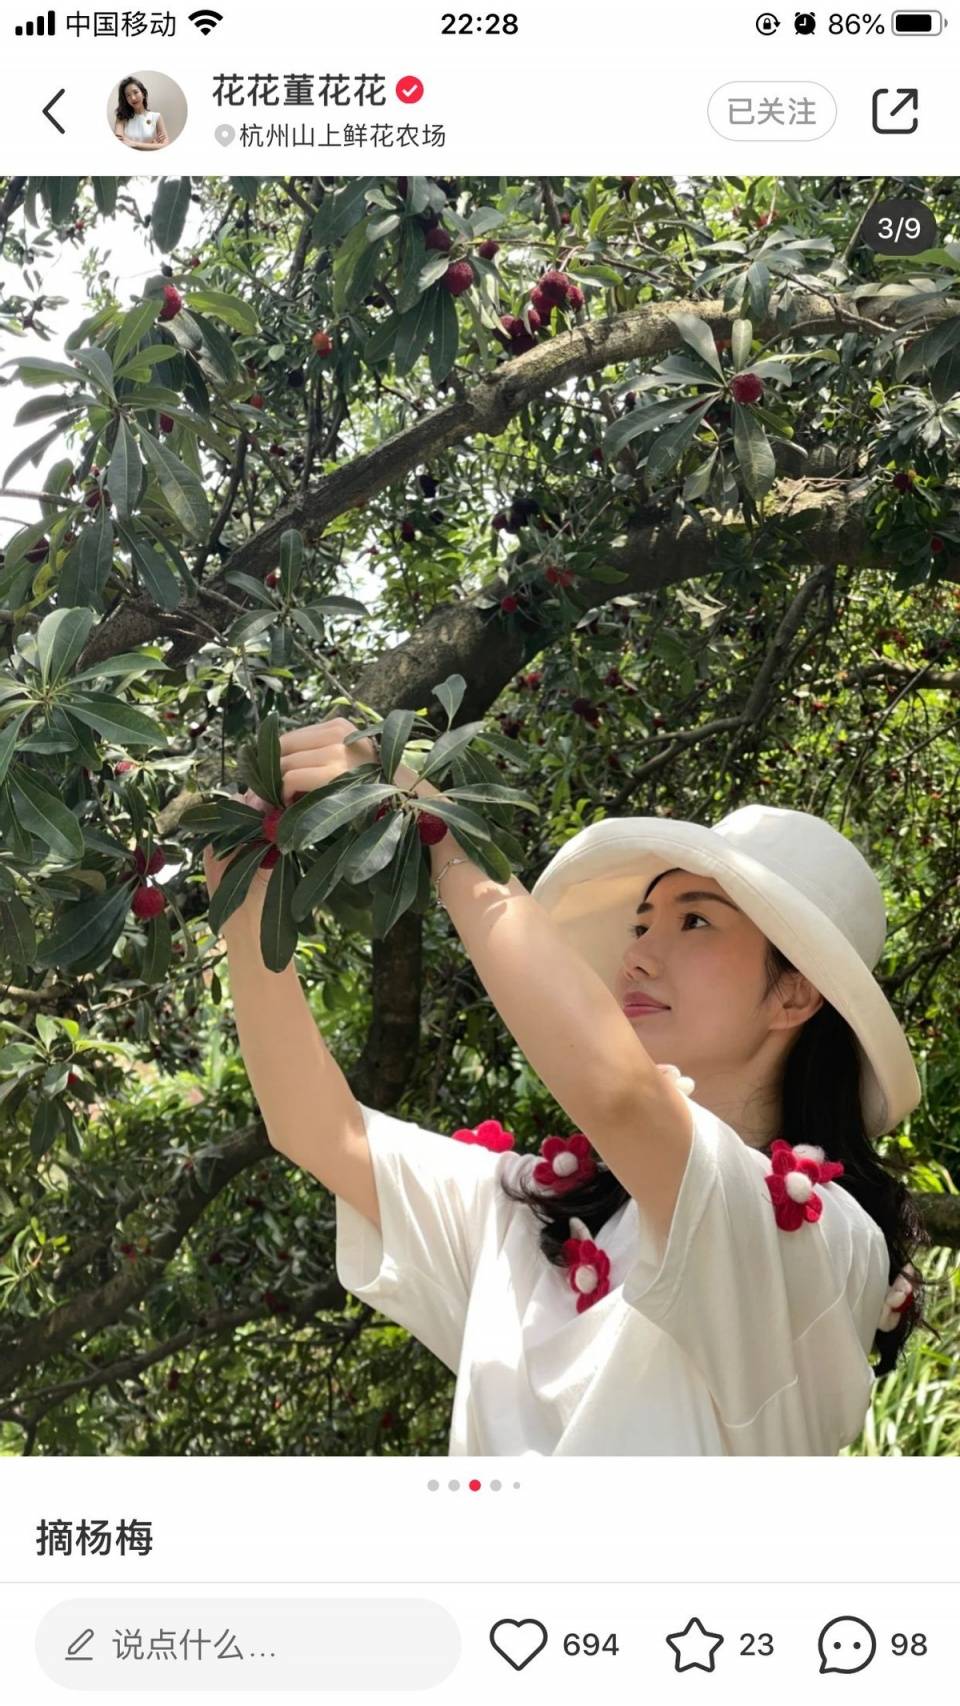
[{"left": 529, "top": 802, "right": 921, "bottom": 1140}]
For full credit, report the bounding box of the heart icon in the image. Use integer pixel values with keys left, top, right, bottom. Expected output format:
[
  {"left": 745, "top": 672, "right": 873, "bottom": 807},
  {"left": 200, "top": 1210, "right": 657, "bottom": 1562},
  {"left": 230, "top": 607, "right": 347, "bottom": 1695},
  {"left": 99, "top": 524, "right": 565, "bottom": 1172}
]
[{"left": 489, "top": 1617, "right": 548, "bottom": 1671}]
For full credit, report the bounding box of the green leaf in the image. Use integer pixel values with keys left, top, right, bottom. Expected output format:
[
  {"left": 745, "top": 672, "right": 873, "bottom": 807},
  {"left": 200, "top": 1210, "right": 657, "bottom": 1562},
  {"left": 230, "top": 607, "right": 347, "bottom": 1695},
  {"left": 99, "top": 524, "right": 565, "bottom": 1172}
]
[
  {"left": 669, "top": 312, "right": 725, "bottom": 380},
  {"left": 434, "top": 674, "right": 467, "bottom": 728},
  {"left": 260, "top": 854, "right": 300, "bottom": 972},
  {"left": 113, "top": 300, "right": 163, "bottom": 367},
  {"left": 30, "top": 1098, "right": 62, "bottom": 1161},
  {"left": 71, "top": 650, "right": 169, "bottom": 684},
  {"left": 256, "top": 708, "right": 283, "bottom": 807},
  {"left": 379, "top": 709, "right": 416, "bottom": 787},
  {"left": 371, "top": 817, "right": 422, "bottom": 940},
  {"left": 36, "top": 606, "right": 96, "bottom": 689},
  {"left": 279, "top": 781, "right": 399, "bottom": 851},
  {"left": 645, "top": 402, "right": 712, "bottom": 487},
  {"left": 124, "top": 530, "right": 182, "bottom": 611},
  {"left": 139, "top": 430, "right": 209, "bottom": 538},
  {"left": 7, "top": 356, "right": 82, "bottom": 388},
  {"left": 446, "top": 823, "right": 512, "bottom": 884},
  {"left": 191, "top": 310, "right": 240, "bottom": 385},
  {"left": 897, "top": 315, "right": 960, "bottom": 380},
  {"left": 430, "top": 287, "right": 459, "bottom": 386},
  {"left": 151, "top": 176, "right": 192, "bottom": 252},
  {"left": 343, "top": 808, "right": 406, "bottom": 884},
  {"left": 141, "top": 907, "right": 172, "bottom": 984},
  {"left": 0, "top": 709, "right": 29, "bottom": 787},
  {"left": 59, "top": 514, "right": 114, "bottom": 607},
  {"left": 603, "top": 396, "right": 696, "bottom": 458},
  {"left": 444, "top": 783, "right": 538, "bottom": 808},
  {"left": 3, "top": 424, "right": 65, "bottom": 489},
  {"left": 394, "top": 291, "right": 437, "bottom": 376},
  {"left": 291, "top": 834, "right": 356, "bottom": 920},
  {"left": 186, "top": 287, "right": 258, "bottom": 336},
  {"left": 9, "top": 767, "right": 85, "bottom": 862},
  {"left": 14, "top": 392, "right": 85, "bottom": 427},
  {"left": 35, "top": 881, "right": 135, "bottom": 970},
  {"left": 72, "top": 346, "right": 115, "bottom": 398},
  {"left": 931, "top": 347, "right": 960, "bottom": 403},
  {"left": 732, "top": 401, "right": 776, "bottom": 496},
  {"left": 115, "top": 345, "right": 182, "bottom": 381},
  {"left": 279, "top": 529, "right": 304, "bottom": 598},
  {"left": 107, "top": 416, "right": 143, "bottom": 519},
  {"left": 731, "top": 318, "right": 753, "bottom": 371},
  {"left": 418, "top": 720, "right": 487, "bottom": 783},
  {"left": 65, "top": 693, "right": 166, "bottom": 747},
  {"left": 92, "top": 177, "right": 118, "bottom": 216},
  {"left": 0, "top": 892, "right": 37, "bottom": 967},
  {"left": 208, "top": 840, "right": 271, "bottom": 935}
]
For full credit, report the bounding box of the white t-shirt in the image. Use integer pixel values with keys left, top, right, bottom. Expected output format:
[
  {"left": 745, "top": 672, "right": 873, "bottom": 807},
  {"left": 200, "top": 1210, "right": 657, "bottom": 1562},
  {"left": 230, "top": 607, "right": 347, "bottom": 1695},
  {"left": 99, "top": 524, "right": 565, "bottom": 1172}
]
[
  {"left": 335, "top": 1097, "right": 891, "bottom": 1456},
  {"left": 122, "top": 110, "right": 160, "bottom": 141}
]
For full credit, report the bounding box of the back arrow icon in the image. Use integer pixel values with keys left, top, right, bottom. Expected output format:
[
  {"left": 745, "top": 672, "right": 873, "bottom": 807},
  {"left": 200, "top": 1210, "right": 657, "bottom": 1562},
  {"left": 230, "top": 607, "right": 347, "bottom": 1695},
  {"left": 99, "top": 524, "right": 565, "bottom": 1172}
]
[{"left": 42, "top": 89, "right": 66, "bottom": 133}]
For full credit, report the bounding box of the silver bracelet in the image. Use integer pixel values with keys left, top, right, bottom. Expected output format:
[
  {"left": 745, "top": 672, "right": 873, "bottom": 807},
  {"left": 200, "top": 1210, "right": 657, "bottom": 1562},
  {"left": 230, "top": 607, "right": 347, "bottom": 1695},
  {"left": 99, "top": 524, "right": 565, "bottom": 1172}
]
[{"left": 433, "top": 855, "right": 469, "bottom": 909}]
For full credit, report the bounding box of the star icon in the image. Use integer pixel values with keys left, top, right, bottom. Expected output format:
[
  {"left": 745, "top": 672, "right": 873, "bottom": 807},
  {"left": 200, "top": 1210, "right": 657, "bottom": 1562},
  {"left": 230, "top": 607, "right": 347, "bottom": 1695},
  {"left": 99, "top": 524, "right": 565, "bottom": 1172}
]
[{"left": 665, "top": 1614, "right": 725, "bottom": 1673}]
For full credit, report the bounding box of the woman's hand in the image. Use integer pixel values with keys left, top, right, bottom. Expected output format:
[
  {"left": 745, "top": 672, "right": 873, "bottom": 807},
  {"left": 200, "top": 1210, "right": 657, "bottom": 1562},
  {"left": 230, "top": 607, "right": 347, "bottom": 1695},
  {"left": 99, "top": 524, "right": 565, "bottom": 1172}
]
[
  {"left": 202, "top": 789, "right": 274, "bottom": 917},
  {"left": 277, "top": 715, "right": 382, "bottom": 805}
]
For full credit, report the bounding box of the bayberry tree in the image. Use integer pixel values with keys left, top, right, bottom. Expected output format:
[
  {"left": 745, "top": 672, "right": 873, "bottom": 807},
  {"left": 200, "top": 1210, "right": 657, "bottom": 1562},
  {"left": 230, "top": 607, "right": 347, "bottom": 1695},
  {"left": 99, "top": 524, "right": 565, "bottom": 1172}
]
[{"left": 1, "top": 174, "right": 958, "bottom": 1455}]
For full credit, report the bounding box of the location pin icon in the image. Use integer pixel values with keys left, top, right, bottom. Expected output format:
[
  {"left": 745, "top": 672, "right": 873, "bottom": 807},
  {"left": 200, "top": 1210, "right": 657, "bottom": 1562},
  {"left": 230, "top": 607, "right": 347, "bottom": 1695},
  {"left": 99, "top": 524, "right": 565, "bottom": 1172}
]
[{"left": 215, "top": 123, "right": 235, "bottom": 146}]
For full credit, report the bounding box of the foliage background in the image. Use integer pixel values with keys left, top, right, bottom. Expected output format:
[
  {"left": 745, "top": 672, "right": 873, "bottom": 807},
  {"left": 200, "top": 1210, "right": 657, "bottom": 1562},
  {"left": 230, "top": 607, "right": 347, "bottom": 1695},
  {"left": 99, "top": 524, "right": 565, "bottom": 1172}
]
[{"left": 0, "top": 172, "right": 958, "bottom": 1456}]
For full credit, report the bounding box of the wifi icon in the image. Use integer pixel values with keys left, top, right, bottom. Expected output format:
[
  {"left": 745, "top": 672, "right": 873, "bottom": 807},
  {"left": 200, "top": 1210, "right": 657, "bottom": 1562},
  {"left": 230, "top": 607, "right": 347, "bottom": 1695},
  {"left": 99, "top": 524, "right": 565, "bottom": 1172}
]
[{"left": 189, "top": 7, "right": 222, "bottom": 32}]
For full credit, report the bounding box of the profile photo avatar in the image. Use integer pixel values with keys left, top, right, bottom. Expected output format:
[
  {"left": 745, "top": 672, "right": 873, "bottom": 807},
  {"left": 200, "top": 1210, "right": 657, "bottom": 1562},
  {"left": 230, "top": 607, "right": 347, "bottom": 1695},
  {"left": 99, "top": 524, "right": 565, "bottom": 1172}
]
[{"left": 108, "top": 71, "right": 187, "bottom": 150}]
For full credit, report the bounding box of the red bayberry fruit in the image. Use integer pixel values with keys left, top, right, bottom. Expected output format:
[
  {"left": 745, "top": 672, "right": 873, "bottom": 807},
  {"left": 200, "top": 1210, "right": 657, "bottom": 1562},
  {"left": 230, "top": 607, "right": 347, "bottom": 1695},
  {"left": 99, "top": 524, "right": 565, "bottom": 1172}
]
[
  {"left": 892, "top": 471, "right": 914, "bottom": 493},
  {"left": 537, "top": 270, "right": 571, "bottom": 304},
  {"left": 67, "top": 1071, "right": 80, "bottom": 1088},
  {"left": 478, "top": 238, "right": 500, "bottom": 259},
  {"left": 158, "top": 412, "right": 174, "bottom": 434},
  {"left": 208, "top": 1250, "right": 223, "bottom": 1264},
  {"left": 248, "top": 391, "right": 264, "bottom": 408},
  {"left": 118, "top": 1243, "right": 137, "bottom": 1259},
  {"left": 260, "top": 807, "right": 284, "bottom": 843},
  {"left": 930, "top": 536, "right": 945, "bottom": 554},
  {"left": 25, "top": 537, "right": 49, "bottom": 564},
  {"left": 566, "top": 283, "right": 585, "bottom": 310},
  {"left": 418, "top": 471, "right": 438, "bottom": 497},
  {"left": 589, "top": 446, "right": 604, "bottom": 464},
  {"left": 604, "top": 667, "right": 622, "bottom": 687},
  {"left": 312, "top": 329, "right": 333, "bottom": 354},
  {"left": 167, "top": 1369, "right": 181, "bottom": 1391},
  {"left": 132, "top": 884, "right": 166, "bottom": 919},
  {"left": 500, "top": 314, "right": 524, "bottom": 339},
  {"left": 500, "top": 594, "right": 519, "bottom": 613},
  {"left": 133, "top": 848, "right": 165, "bottom": 876},
  {"left": 492, "top": 511, "right": 508, "bottom": 530},
  {"left": 157, "top": 283, "right": 183, "bottom": 322},
  {"left": 560, "top": 210, "right": 571, "bottom": 226},
  {"left": 756, "top": 211, "right": 773, "bottom": 228},
  {"left": 417, "top": 812, "right": 448, "bottom": 846},
  {"left": 115, "top": 760, "right": 136, "bottom": 775},
  {"left": 524, "top": 671, "right": 543, "bottom": 688},
  {"left": 400, "top": 518, "right": 416, "bottom": 542},
  {"left": 260, "top": 845, "right": 280, "bottom": 868},
  {"left": 441, "top": 259, "right": 475, "bottom": 296},
  {"left": 424, "top": 226, "right": 452, "bottom": 252},
  {"left": 265, "top": 569, "right": 280, "bottom": 587},
  {"left": 730, "top": 372, "right": 764, "bottom": 405},
  {"left": 529, "top": 286, "right": 552, "bottom": 319}
]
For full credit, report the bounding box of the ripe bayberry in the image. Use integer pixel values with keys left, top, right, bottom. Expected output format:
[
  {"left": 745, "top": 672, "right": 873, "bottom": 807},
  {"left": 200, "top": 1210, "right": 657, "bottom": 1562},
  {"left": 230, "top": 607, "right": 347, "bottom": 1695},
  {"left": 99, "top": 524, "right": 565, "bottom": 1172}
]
[
  {"left": 400, "top": 518, "right": 416, "bottom": 542},
  {"left": 441, "top": 259, "right": 475, "bottom": 296},
  {"left": 500, "top": 594, "right": 519, "bottom": 613},
  {"left": 930, "top": 537, "right": 945, "bottom": 554},
  {"left": 492, "top": 511, "right": 508, "bottom": 530},
  {"left": 265, "top": 569, "right": 280, "bottom": 587},
  {"left": 248, "top": 392, "right": 265, "bottom": 408},
  {"left": 892, "top": 471, "right": 914, "bottom": 493},
  {"left": 418, "top": 471, "right": 438, "bottom": 497},
  {"left": 529, "top": 286, "right": 552, "bottom": 319},
  {"left": 157, "top": 284, "right": 183, "bottom": 322},
  {"left": 25, "top": 537, "right": 49, "bottom": 564},
  {"left": 132, "top": 885, "right": 166, "bottom": 919},
  {"left": 478, "top": 238, "right": 500, "bottom": 259},
  {"left": 158, "top": 412, "right": 174, "bottom": 434},
  {"left": 424, "top": 226, "right": 452, "bottom": 252},
  {"left": 537, "top": 270, "right": 571, "bottom": 305},
  {"left": 115, "top": 760, "right": 136, "bottom": 775},
  {"left": 260, "top": 806, "right": 284, "bottom": 843},
  {"left": 312, "top": 329, "right": 333, "bottom": 354},
  {"left": 729, "top": 372, "right": 764, "bottom": 405},
  {"left": 260, "top": 845, "right": 280, "bottom": 868},
  {"left": 133, "top": 848, "right": 165, "bottom": 876},
  {"left": 417, "top": 812, "right": 448, "bottom": 846}
]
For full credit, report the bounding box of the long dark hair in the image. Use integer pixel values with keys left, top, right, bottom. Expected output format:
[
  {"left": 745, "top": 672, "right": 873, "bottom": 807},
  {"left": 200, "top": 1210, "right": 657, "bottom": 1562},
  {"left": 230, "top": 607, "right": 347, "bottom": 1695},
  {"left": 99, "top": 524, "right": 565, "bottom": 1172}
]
[
  {"left": 116, "top": 77, "right": 149, "bottom": 122},
  {"left": 501, "top": 869, "right": 934, "bottom": 1379}
]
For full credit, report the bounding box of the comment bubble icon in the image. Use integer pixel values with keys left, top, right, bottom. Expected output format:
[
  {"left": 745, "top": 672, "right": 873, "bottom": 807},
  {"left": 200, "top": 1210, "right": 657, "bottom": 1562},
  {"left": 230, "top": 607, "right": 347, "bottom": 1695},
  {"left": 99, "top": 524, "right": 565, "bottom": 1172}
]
[{"left": 817, "top": 1614, "right": 877, "bottom": 1674}]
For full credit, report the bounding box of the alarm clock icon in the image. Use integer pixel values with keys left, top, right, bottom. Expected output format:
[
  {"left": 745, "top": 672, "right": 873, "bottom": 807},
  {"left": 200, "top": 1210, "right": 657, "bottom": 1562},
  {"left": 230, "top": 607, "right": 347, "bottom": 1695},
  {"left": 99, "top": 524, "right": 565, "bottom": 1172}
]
[{"left": 795, "top": 10, "right": 816, "bottom": 30}]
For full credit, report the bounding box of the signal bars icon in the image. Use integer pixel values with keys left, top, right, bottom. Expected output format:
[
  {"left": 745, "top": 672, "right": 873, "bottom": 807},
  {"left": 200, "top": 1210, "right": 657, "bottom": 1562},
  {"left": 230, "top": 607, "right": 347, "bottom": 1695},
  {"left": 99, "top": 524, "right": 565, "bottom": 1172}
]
[
  {"left": 189, "top": 8, "right": 223, "bottom": 31},
  {"left": 15, "top": 7, "right": 56, "bottom": 32}
]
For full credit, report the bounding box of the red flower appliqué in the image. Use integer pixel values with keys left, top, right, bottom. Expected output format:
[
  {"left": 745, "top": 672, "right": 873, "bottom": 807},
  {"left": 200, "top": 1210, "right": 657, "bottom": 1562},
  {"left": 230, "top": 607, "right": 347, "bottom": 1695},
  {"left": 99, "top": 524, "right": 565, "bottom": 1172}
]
[
  {"left": 562, "top": 1216, "right": 611, "bottom": 1313},
  {"left": 532, "top": 1133, "right": 596, "bottom": 1193},
  {"left": 450, "top": 1119, "right": 515, "bottom": 1153},
  {"left": 764, "top": 1140, "right": 845, "bottom": 1231}
]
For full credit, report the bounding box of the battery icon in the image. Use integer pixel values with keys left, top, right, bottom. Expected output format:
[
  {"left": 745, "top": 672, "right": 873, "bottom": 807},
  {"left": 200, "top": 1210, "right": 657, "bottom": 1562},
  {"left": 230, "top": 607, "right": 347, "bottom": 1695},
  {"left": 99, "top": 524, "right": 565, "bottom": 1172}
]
[{"left": 891, "top": 9, "right": 944, "bottom": 29}]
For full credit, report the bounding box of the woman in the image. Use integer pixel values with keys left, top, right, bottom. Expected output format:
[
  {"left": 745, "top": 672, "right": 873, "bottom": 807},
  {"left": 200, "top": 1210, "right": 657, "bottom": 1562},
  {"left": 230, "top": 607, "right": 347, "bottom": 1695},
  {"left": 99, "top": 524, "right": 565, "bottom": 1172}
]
[
  {"left": 113, "top": 77, "right": 169, "bottom": 150},
  {"left": 205, "top": 717, "right": 931, "bottom": 1456}
]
